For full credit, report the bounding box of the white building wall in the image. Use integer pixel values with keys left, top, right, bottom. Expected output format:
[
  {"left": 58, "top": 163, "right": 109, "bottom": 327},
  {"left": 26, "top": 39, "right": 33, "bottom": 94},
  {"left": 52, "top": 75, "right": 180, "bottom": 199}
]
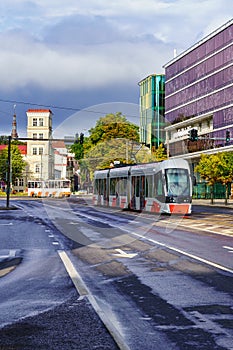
[{"left": 26, "top": 109, "right": 54, "bottom": 180}]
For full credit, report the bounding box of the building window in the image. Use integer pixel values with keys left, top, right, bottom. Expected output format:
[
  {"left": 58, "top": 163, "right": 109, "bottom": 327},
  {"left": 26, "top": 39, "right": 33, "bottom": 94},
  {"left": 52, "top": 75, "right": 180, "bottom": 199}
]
[
  {"left": 33, "top": 118, "right": 37, "bottom": 126},
  {"left": 33, "top": 133, "right": 37, "bottom": 139},
  {"left": 39, "top": 118, "right": 44, "bottom": 126},
  {"left": 39, "top": 133, "right": 43, "bottom": 139},
  {"left": 35, "top": 164, "right": 40, "bottom": 173},
  {"left": 33, "top": 147, "right": 37, "bottom": 155},
  {"left": 18, "top": 178, "right": 24, "bottom": 186},
  {"left": 39, "top": 147, "right": 43, "bottom": 155}
]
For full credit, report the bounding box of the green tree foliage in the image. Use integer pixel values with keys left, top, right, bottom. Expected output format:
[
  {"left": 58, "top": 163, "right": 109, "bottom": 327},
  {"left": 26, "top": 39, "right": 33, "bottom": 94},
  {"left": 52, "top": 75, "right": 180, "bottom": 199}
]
[
  {"left": 0, "top": 136, "right": 26, "bottom": 145},
  {"left": 0, "top": 135, "right": 10, "bottom": 145},
  {"left": 88, "top": 112, "right": 139, "bottom": 146},
  {"left": 136, "top": 143, "right": 167, "bottom": 163},
  {"left": 153, "top": 143, "right": 167, "bottom": 161},
  {"left": 71, "top": 113, "right": 140, "bottom": 180},
  {"left": 195, "top": 152, "right": 233, "bottom": 204},
  {"left": 70, "top": 142, "right": 84, "bottom": 160},
  {"left": 0, "top": 145, "right": 26, "bottom": 184},
  {"left": 84, "top": 138, "right": 136, "bottom": 177}
]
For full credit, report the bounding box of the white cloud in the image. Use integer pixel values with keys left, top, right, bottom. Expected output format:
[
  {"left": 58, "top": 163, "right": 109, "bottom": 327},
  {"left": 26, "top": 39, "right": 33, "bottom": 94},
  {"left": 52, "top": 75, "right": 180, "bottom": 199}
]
[
  {"left": 0, "top": 0, "right": 232, "bottom": 93},
  {"left": 0, "top": 35, "right": 169, "bottom": 92}
]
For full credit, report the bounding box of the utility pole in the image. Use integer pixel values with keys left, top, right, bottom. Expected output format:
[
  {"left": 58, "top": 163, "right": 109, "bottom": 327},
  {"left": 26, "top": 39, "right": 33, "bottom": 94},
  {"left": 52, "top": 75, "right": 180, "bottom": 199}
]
[{"left": 6, "top": 135, "right": 11, "bottom": 208}]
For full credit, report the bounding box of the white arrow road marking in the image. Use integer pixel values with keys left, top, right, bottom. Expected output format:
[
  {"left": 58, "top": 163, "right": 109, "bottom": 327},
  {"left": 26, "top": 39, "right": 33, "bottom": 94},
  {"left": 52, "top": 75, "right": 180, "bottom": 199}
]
[
  {"left": 113, "top": 248, "right": 138, "bottom": 259},
  {"left": 223, "top": 246, "right": 233, "bottom": 253},
  {"left": 0, "top": 250, "right": 16, "bottom": 259}
]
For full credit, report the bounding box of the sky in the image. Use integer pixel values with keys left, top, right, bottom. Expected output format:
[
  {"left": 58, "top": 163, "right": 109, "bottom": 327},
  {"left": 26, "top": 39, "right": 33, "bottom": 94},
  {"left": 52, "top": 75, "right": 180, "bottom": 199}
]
[{"left": 0, "top": 0, "right": 232, "bottom": 138}]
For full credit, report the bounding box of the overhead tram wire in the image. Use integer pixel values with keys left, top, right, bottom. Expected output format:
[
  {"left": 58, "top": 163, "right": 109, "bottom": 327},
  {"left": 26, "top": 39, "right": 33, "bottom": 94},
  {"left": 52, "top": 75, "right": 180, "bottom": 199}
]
[{"left": 0, "top": 98, "right": 139, "bottom": 120}]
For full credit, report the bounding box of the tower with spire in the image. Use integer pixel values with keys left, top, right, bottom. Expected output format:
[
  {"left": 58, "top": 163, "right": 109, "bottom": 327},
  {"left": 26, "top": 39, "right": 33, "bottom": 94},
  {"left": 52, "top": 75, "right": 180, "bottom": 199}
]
[{"left": 11, "top": 105, "right": 18, "bottom": 139}]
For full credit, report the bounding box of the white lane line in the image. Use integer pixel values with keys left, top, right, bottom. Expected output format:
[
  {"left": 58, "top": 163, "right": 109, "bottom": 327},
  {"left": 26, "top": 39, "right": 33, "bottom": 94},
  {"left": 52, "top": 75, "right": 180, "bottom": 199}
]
[
  {"left": 223, "top": 246, "right": 233, "bottom": 250},
  {"left": 58, "top": 250, "right": 130, "bottom": 350},
  {"left": 187, "top": 223, "right": 207, "bottom": 226},
  {"left": 221, "top": 229, "right": 233, "bottom": 234},
  {"left": 113, "top": 249, "right": 138, "bottom": 259},
  {"left": 223, "top": 246, "right": 233, "bottom": 253},
  {"left": 0, "top": 223, "right": 13, "bottom": 226},
  {"left": 131, "top": 232, "right": 233, "bottom": 274}
]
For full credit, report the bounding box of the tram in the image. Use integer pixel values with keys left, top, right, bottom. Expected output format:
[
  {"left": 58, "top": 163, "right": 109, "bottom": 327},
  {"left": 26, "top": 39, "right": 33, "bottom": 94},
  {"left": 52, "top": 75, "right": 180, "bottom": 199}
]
[
  {"left": 27, "top": 179, "right": 71, "bottom": 198},
  {"left": 93, "top": 159, "right": 193, "bottom": 214}
]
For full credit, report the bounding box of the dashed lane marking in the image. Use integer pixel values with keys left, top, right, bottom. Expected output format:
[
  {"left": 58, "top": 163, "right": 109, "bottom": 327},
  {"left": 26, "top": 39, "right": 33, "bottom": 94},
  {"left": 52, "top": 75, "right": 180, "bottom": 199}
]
[{"left": 223, "top": 246, "right": 233, "bottom": 253}]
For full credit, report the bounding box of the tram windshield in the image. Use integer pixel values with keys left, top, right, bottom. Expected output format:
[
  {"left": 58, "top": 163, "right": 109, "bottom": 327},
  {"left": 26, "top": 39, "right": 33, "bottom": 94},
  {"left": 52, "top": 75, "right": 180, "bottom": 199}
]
[{"left": 165, "top": 168, "right": 190, "bottom": 196}]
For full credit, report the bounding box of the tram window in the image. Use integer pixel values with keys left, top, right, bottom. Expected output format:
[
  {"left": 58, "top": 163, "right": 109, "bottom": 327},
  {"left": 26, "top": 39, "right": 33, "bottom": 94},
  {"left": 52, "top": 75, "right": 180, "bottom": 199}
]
[
  {"left": 97, "top": 179, "right": 102, "bottom": 195},
  {"left": 145, "top": 175, "right": 152, "bottom": 197},
  {"left": 99, "top": 180, "right": 102, "bottom": 195},
  {"left": 165, "top": 169, "right": 189, "bottom": 196},
  {"left": 94, "top": 180, "right": 98, "bottom": 194},
  {"left": 50, "top": 181, "right": 55, "bottom": 188},
  {"left": 103, "top": 179, "right": 107, "bottom": 196},
  {"left": 97, "top": 180, "right": 100, "bottom": 194},
  {"left": 110, "top": 178, "right": 117, "bottom": 195},
  {"left": 63, "top": 181, "right": 69, "bottom": 188},
  {"left": 136, "top": 176, "right": 140, "bottom": 197},
  {"left": 154, "top": 172, "right": 164, "bottom": 196},
  {"left": 99, "top": 179, "right": 106, "bottom": 195},
  {"left": 118, "top": 178, "right": 127, "bottom": 196},
  {"left": 122, "top": 178, "right": 127, "bottom": 196}
]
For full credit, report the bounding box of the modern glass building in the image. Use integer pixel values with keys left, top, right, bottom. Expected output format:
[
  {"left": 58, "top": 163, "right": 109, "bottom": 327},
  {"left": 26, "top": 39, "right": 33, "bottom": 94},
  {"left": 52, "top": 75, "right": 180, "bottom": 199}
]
[
  {"left": 138, "top": 74, "right": 165, "bottom": 151},
  {"left": 163, "top": 19, "right": 233, "bottom": 159}
]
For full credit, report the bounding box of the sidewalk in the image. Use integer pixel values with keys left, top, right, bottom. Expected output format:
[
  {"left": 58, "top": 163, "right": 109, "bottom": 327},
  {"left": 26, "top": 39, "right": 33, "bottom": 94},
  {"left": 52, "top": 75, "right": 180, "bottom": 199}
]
[{"left": 192, "top": 198, "right": 233, "bottom": 209}]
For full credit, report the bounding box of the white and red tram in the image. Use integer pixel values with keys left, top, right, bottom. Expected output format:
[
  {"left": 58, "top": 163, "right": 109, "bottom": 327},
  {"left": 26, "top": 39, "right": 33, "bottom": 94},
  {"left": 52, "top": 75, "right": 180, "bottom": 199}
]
[
  {"left": 27, "top": 179, "right": 71, "bottom": 198},
  {"left": 93, "top": 159, "right": 193, "bottom": 214}
]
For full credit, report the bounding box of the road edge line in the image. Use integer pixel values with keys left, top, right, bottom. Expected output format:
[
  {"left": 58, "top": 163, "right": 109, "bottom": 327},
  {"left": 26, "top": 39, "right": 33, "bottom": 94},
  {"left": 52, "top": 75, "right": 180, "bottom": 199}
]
[{"left": 58, "top": 250, "right": 130, "bottom": 350}]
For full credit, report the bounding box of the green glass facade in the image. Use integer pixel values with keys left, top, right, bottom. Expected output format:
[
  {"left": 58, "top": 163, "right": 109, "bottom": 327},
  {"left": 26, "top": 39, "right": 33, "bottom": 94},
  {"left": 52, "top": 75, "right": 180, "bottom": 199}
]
[{"left": 139, "top": 74, "right": 165, "bottom": 150}]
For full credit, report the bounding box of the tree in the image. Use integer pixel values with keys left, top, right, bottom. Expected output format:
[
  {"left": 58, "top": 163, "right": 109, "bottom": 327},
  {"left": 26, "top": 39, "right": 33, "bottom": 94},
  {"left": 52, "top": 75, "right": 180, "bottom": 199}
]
[
  {"left": 0, "top": 135, "right": 9, "bottom": 145},
  {"left": 195, "top": 152, "right": 233, "bottom": 204},
  {"left": 88, "top": 112, "right": 139, "bottom": 146},
  {"left": 71, "top": 113, "right": 140, "bottom": 181},
  {"left": 70, "top": 142, "right": 84, "bottom": 161},
  {"left": 153, "top": 143, "right": 167, "bottom": 161},
  {"left": 84, "top": 138, "right": 136, "bottom": 177},
  {"left": 0, "top": 136, "right": 26, "bottom": 145},
  {"left": 0, "top": 145, "right": 26, "bottom": 185},
  {"left": 217, "top": 152, "right": 233, "bottom": 205}
]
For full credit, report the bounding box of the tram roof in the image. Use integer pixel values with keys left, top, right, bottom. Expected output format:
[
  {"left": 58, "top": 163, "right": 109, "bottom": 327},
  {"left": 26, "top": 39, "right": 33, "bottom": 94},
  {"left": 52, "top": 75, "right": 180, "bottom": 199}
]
[
  {"left": 109, "top": 166, "right": 131, "bottom": 178},
  {"left": 94, "top": 169, "right": 110, "bottom": 179}
]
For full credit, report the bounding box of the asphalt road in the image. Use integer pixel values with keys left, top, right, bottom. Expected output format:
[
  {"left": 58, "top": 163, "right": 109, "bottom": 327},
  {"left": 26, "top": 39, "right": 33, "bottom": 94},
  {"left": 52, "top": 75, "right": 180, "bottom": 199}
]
[
  {"left": 0, "top": 200, "right": 119, "bottom": 350},
  {"left": 0, "top": 197, "right": 232, "bottom": 350}
]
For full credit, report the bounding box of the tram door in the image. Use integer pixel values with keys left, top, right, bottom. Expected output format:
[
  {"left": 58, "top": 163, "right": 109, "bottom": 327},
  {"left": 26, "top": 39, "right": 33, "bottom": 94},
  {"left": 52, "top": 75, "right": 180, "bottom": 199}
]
[{"left": 132, "top": 175, "right": 145, "bottom": 210}]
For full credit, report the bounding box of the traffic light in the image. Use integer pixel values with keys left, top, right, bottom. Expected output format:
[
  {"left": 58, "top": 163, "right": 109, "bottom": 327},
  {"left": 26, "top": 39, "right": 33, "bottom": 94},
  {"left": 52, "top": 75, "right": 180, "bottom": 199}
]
[
  {"left": 188, "top": 128, "right": 198, "bottom": 141},
  {"left": 80, "top": 132, "right": 84, "bottom": 144},
  {"left": 226, "top": 130, "right": 230, "bottom": 144}
]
